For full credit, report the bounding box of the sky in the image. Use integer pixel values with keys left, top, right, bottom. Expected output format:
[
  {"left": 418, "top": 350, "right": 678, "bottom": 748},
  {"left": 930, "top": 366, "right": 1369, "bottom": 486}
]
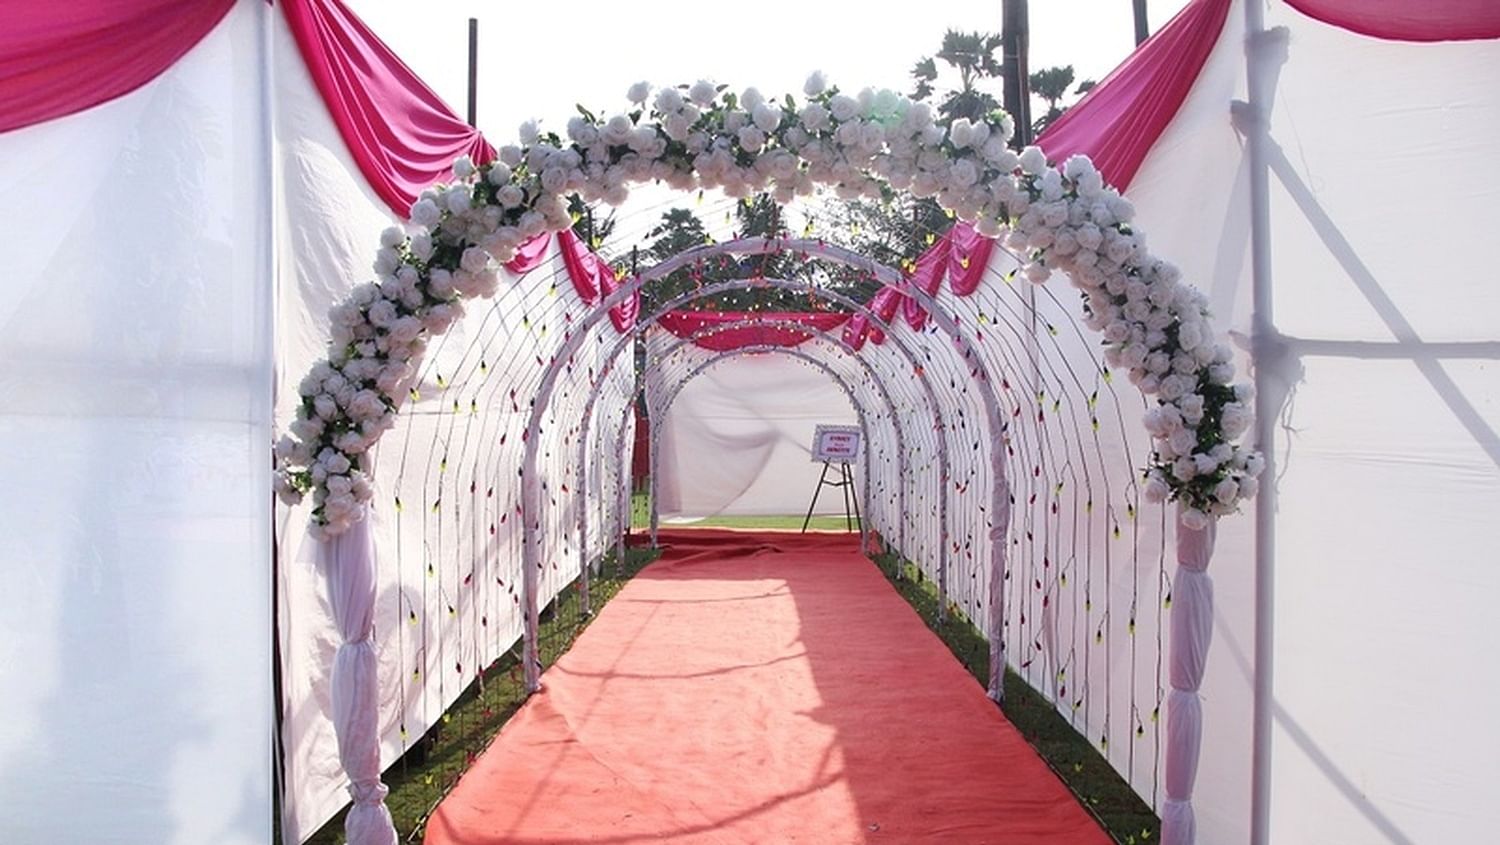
[{"left": 346, "top": 0, "right": 1192, "bottom": 145}]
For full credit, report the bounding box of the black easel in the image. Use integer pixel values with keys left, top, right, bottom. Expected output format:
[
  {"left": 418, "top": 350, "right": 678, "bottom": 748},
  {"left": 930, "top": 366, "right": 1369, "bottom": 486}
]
[{"left": 801, "top": 461, "right": 861, "bottom": 533}]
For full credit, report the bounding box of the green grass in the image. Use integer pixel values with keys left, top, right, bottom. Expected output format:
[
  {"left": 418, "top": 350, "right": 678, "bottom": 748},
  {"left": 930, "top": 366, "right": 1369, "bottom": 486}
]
[
  {"left": 871, "top": 549, "right": 1161, "bottom": 845},
  {"left": 300, "top": 546, "right": 661, "bottom": 845},
  {"left": 630, "top": 490, "right": 859, "bottom": 532}
]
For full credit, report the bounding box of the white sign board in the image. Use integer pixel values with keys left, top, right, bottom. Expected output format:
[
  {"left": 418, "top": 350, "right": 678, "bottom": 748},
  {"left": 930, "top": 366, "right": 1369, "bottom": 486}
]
[{"left": 811, "top": 424, "right": 862, "bottom": 462}]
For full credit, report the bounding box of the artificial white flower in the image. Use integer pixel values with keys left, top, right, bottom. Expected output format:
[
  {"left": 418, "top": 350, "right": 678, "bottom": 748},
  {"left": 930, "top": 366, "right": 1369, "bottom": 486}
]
[
  {"left": 1143, "top": 474, "right": 1170, "bottom": 503},
  {"left": 273, "top": 474, "right": 303, "bottom": 506},
  {"left": 627, "top": 81, "right": 651, "bottom": 104},
  {"left": 1018, "top": 145, "right": 1048, "bottom": 174},
  {"left": 498, "top": 145, "right": 523, "bottom": 167},
  {"left": 518, "top": 120, "right": 541, "bottom": 146},
  {"left": 409, "top": 198, "right": 441, "bottom": 228},
  {"left": 653, "top": 87, "right": 684, "bottom": 114},
  {"left": 829, "top": 94, "right": 859, "bottom": 122},
  {"left": 689, "top": 79, "right": 717, "bottom": 106},
  {"left": 804, "top": 71, "right": 828, "bottom": 97},
  {"left": 452, "top": 156, "right": 475, "bottom": 180}
]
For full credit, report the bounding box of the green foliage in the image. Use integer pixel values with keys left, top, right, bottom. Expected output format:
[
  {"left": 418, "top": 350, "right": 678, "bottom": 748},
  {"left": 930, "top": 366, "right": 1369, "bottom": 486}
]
[
  {"left": 1030, "top": 66, "right": 1098, "bottom": 136},
  {"left": 911, "top": 29, "right": 1006, "bottom": 125}
]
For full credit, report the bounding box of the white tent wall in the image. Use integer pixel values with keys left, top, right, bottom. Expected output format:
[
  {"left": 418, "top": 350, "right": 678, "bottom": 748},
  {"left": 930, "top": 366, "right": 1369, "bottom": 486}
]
[
  {"left": 0, "top": 2, "right": 275, "bottom": 843},
  {"left": 1250, "top": 6, "right": 1500, "bottom": 843},
  {"left": 647, "top": 333, "right": 860, "bottom": 518},
  {"left": 1122, "top": 2, "right": 1500, "bottom": 842},
  {"left": 269, "top": 11, "right": 633, "bottom": 838},
  {"left": 644, "top": 329, "right": 916, "bottom": 540}
]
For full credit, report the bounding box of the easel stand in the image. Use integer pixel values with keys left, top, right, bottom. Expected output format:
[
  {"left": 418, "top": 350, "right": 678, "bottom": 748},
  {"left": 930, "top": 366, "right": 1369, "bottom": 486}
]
[{"left": 802, "top": 461, "right": 861, "bottom": 533}]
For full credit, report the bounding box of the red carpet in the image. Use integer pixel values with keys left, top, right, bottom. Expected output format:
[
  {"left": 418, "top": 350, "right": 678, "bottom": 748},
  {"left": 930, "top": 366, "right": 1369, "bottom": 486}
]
[{"left": 425, "top": 529, "right": 1110, "bottom": 845}]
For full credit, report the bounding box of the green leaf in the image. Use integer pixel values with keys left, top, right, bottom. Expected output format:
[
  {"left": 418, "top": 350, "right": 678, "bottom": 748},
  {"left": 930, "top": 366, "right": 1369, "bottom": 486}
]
[{"left": 575, "top": 104, "right": 596, "bottom": 123}]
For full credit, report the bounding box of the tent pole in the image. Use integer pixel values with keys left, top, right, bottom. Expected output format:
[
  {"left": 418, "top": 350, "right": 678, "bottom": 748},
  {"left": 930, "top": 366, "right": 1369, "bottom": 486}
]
[
  {"left": 1002, "top": 0, "right": 1033, "bottom": 148},
  {"left": 1244, "top": 0, "right": 1278, "bottom": 842},
  {"left": 465, "top": 19, "right": 478, "bottom": 127},
  {"left": 1133, "top": 0, "right": 1150, "bottom": 45}
]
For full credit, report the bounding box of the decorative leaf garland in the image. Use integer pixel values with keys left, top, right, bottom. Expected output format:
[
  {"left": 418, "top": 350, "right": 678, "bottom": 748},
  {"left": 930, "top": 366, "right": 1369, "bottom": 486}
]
[{"left": 273, "top": 74, "right": 1261, "bottom": 538}]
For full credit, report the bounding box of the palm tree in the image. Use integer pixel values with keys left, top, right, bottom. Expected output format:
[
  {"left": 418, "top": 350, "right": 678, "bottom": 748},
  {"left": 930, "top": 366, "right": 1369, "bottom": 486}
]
[{"left": 911, "top": 30, "right": 1006, "bottom": 124}]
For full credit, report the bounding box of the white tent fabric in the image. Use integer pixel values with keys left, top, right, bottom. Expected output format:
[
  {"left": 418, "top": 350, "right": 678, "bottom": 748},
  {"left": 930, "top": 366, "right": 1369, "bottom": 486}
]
[
  {"left": 278, "top": 6, "right": 640, "bottom": 841},
  {"left": 1123, "top": 3, "right": 1500, "bottom": 842},
  {"left": 0, "top": 2, "right": 274, "bottom": 843},
  {"left": 647, "top": 336, "right": 859, "bottom": 518}
]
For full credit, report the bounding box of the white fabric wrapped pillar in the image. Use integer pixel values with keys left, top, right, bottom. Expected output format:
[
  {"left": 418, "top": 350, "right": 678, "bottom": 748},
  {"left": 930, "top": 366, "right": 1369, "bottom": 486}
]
[
  {"left": 1162, "top": 511, "right": 1217, "bottom": 845},
  {"left": 322, "top": 516, "right": 397, "bottom": 845}
]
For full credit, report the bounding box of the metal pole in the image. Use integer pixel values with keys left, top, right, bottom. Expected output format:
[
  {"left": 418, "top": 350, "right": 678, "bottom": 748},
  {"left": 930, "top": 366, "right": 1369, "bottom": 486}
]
[
  {"left": 1002, "top": 0, "right": 1033, "bottom": 148},
  {"left": 1245, "top": 2, "right": 1278, "bottom": 842},
  {"left": 466, "top": 18, "right": 478, "bottom": 127},
  {"left": 1133, "top": 0, "right": 1150, "bottom": 45}
]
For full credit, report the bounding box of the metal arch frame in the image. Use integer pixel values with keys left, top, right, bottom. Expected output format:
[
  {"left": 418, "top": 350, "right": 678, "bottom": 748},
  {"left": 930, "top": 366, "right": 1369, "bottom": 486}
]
[
  {"left": 530, "top": 273, "right": 948, "bottom": 695},
  {"left": 541, "top": 273, "right": 948, "bottom": 659},
  {"left": 570, "top": 317, "right": 914, "bottom": 614},
  {"left": 523, "top": 237, "right": 1012, "bottom": 701},
  {"left": 643, "top": 327, "right": 903, "bottom": 551},
  {"left": 648, "top": 344, "right": 877, "bottom": 547}
]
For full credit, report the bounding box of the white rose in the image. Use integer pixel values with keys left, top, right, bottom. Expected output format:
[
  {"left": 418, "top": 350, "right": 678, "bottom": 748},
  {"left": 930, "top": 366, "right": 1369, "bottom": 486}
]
[
  {"left": 366, "top": 299, "right": 398, "bottom": 328},
  {"left": 1062, "top": 155, "right": 1093, "bottom": 180},
  {"left": 346, "top": 389, "right": 387, "bottom": 423},
  {"left": 1245, "top": 452, "right": 1266, "bottom": 477},
  {"left": 379, "top": 226, "right": 405, "bottom": 248},
  {"left": 804, "top": 71, "right": 828, "bottom": 97},
  {"left": 689, "top": 79, "right": 717, "bottom": 106},
  {"left": 452, "top": 155, "right": 475, "bottom": 180},
  {"left": 737, "top": 126, "right": 766, "bottom": 153},
  {"left": 1172, "top": 456, "right": 1198, "bottom": 480},
  {"left": 627, "top": 80, "right": 651, "bottom": 104},
  {"left": 486, "top": 162, "right": 513, "bottom": 185},
  {"left": 663, "top": 113, "right": 691, "bottom": 141},
  {"left": 1194, "top": 452, "right": 1220, "bottom": 475},
  {"left": 333, "top": 430, "right": 366, "bottom": 454},
  {"left": 1168, "top": 427, "right": 1197, "bottom": 456},
  {"left": 1213, "top": 478, "right": 1240, "bottom": 504},
  {"left": 1221, "top": 403, "right": 1252, "bottom": 437},
  {"left": 1237, "top": 476, "right": 1260, "bottom": 499},
  {"left": 1143, "top": 474, "right": 1170, "bottom": 503},
  {"left": 273, "top": 474, "right": 303, "bottom": 506},
  {"left": 653, "top": 87, "right": 683, "bottom": 113},
  {"left": 948, "top": 118, "right": 975, "bottom": 149},
  {"left": 518, "top": 120, "right": 540, "bottom": 146},
  {"left": 752, "top": 102, "right": 781, "bottom": 133},
  {"left": 949, "top": 159, "right": 978, "bottom": 187},
  {"left": 409, "top": 198, "right": 441, "bottom": 228},
  {"left": 1178, "top": 393, "right": 1206, "bottom": 425},
  {"left": 829, "top": 94, "right": 859, "bottom": 122},
  {"left": 1018, "top": 145, "right": 1048, "bottom": 174},
  {"left": 460, "top": 246, "right": 490, "bottom": 274},
  {"left": 388, "top": 315, "right": 423, "bottom": 344},
  {"left": 498, "top": 145, "right": 523, "bottom": 167}
]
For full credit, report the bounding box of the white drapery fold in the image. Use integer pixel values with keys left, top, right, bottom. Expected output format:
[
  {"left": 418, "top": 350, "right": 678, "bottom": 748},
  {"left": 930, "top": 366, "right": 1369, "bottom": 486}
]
[
  {"left": 1162, "top": 512, "right": 1217, "bottom": 845},
  {"left": 322, "top": 515, "right": 398, "bottom": 845}
]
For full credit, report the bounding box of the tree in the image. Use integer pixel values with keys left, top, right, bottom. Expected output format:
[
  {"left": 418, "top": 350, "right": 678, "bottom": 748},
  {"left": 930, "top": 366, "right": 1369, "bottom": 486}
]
[
  {"left": 1030, "top": 66, "right": 1097, "bottom": 135},
  {"left": 911, "top": 30, "right": 1006, "bottom": 124}
]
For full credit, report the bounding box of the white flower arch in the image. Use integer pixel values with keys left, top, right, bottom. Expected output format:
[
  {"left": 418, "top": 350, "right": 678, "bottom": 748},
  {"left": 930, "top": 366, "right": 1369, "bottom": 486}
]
[{"left": 274, "top": 74, "right": 1262, "bottom": 538}]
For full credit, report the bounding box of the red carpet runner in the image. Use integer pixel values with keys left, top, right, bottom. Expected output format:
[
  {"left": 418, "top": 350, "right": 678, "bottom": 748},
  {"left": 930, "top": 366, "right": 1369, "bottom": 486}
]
[{"left": 425, "top": 530, "right": 1110, "bottom": 844}]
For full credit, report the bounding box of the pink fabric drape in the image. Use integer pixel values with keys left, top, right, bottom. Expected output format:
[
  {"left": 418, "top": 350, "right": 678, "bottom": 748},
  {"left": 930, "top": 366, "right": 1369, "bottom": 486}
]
[
  {"left": 557, "top": 229, "right": 636, "bottom": 333},
  {"left": 659, "top": 311, "right": 850, "bottom": 351},
  {"left": 279, "top": 0, "right": 494, "bottom": 217},
  {"left": 945, "top": 225, "right": 996, "bottom": 297},
  {"left": 504, "top": 233, "right": 553, "bottom": 274},
  {"left": 1284, "top": 0, "right": 1500, "bottom": 42},
  {"left": 0, "top": 0, "right": 236, "bottom": 134},
  {"left": 1036, "top": 0, "right": 1232, "bottom": 191},
  {"left": 845, "top": 223, "right": 997, "bottom": 346}
]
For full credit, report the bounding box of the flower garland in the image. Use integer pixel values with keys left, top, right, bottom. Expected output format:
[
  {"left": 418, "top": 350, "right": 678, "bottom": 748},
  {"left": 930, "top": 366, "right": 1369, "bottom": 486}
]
[{"left": 273, "top": 73, "right": 1261, "bottom": 537}]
